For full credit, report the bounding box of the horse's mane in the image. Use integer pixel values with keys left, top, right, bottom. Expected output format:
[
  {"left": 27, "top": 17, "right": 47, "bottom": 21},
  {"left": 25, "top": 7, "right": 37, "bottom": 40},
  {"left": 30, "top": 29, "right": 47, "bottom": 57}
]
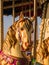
[{"left": 3, "top": 21, "right": 18, "bottom": 51}]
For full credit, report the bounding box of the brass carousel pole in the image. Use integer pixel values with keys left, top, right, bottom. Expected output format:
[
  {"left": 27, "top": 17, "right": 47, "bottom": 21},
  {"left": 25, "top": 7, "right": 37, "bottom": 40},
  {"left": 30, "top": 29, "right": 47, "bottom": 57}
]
[
  {"left": 34, "top": 0, "right": 37, "bottom": 64},
  {"left": 0, "top": 0, "right": 3, "bottom": 50},
  {"left": 12, "top": 0, "right": 15, "bottom": 23},
  {"left": 29, "top": 0, "right": 31, "bottom": 18}
]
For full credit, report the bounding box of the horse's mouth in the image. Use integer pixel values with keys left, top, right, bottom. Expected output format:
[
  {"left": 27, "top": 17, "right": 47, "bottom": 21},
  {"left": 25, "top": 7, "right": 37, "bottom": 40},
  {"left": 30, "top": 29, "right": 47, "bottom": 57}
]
[
  {"left": 25, "top": 42, "right": 29, "bottom": 47},
  {"left": 20, "top": 42, "right": 29, "bottom": 51}
]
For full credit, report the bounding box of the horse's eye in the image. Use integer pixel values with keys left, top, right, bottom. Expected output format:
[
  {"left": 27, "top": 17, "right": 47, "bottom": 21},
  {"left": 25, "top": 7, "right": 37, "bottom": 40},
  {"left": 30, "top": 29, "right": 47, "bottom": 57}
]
[
  {"left": 21, "top": 28, "right": 24, "bottom": 30},
  {"left": 31, "top": 30, "right": 33, "bottom": 33}
]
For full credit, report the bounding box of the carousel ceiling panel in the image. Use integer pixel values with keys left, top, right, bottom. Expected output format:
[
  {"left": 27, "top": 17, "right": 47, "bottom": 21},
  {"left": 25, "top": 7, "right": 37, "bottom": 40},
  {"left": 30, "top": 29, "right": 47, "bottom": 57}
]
[{"left": 3, "top": 0, "right": 42, "bottom": 17}]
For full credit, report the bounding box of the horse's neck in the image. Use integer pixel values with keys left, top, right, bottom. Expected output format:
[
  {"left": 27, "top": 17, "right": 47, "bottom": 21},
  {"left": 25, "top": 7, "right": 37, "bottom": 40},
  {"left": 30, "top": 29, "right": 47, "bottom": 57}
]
[
  {"left": 11, "top": 43, "right": 23, "bottom": 58},
  {"left": 3, "top": 42, "right": 23, "bottom": 58}
]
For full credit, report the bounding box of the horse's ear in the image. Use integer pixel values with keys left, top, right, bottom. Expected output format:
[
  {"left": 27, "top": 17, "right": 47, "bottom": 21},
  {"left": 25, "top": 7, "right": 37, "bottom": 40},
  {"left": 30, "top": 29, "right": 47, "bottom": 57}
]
[
  {"left": 30, "top": 16, "right": 35, "bottom": 22},
  {"left": 19, "top": 12, "right": 24, "bottom": 20}
]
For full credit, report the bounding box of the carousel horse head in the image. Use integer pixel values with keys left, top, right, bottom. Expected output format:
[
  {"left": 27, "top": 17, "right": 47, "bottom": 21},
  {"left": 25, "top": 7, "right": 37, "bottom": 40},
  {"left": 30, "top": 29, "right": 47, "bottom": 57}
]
[
  {"left": 3, "top": 12, "right": 33, "bottom": 56},
  {"left": 15, "top": 13, "right": 33, "bottom": 50}
]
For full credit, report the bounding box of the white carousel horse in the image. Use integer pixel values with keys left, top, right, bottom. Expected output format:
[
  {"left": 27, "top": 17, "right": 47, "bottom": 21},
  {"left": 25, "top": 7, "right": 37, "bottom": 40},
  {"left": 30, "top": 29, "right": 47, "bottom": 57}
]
[{"left": 0, "top": 12, "right": 34, "bottom": 65}]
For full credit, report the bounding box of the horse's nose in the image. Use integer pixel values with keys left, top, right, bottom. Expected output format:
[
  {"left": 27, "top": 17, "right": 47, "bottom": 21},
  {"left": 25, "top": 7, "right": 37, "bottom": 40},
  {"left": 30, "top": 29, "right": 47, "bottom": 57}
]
[{"left": 25, "top": 42, "right": 29, "bottom": 47}]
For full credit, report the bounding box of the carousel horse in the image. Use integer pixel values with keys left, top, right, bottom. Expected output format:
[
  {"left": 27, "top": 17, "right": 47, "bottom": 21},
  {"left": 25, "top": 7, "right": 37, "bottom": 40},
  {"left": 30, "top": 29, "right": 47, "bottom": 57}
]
[
  {"left": 0, "top": 12, "right": 34, "bottom": 65},
  {"left": 36, "top": 1, "right": 49, "bottom": 65},
  {"left": 36, "top": 19, "right": 49, "bottom": 65}
]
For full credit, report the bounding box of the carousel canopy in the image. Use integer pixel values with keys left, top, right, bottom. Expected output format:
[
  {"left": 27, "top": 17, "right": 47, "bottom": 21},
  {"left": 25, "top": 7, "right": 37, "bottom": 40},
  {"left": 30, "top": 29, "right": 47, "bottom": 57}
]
[{"left": 3, "top": 0, "right": 47, "bottom": 17}]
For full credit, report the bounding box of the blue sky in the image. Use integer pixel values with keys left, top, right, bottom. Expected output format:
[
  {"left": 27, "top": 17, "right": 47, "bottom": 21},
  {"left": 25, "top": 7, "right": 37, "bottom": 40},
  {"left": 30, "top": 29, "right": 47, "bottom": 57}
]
[
  {"left": 3, "top": 15, "right": 41, "bottom": 39},
  {"left": 3, "top": 15, "right": 19, "bottom": 39}
]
